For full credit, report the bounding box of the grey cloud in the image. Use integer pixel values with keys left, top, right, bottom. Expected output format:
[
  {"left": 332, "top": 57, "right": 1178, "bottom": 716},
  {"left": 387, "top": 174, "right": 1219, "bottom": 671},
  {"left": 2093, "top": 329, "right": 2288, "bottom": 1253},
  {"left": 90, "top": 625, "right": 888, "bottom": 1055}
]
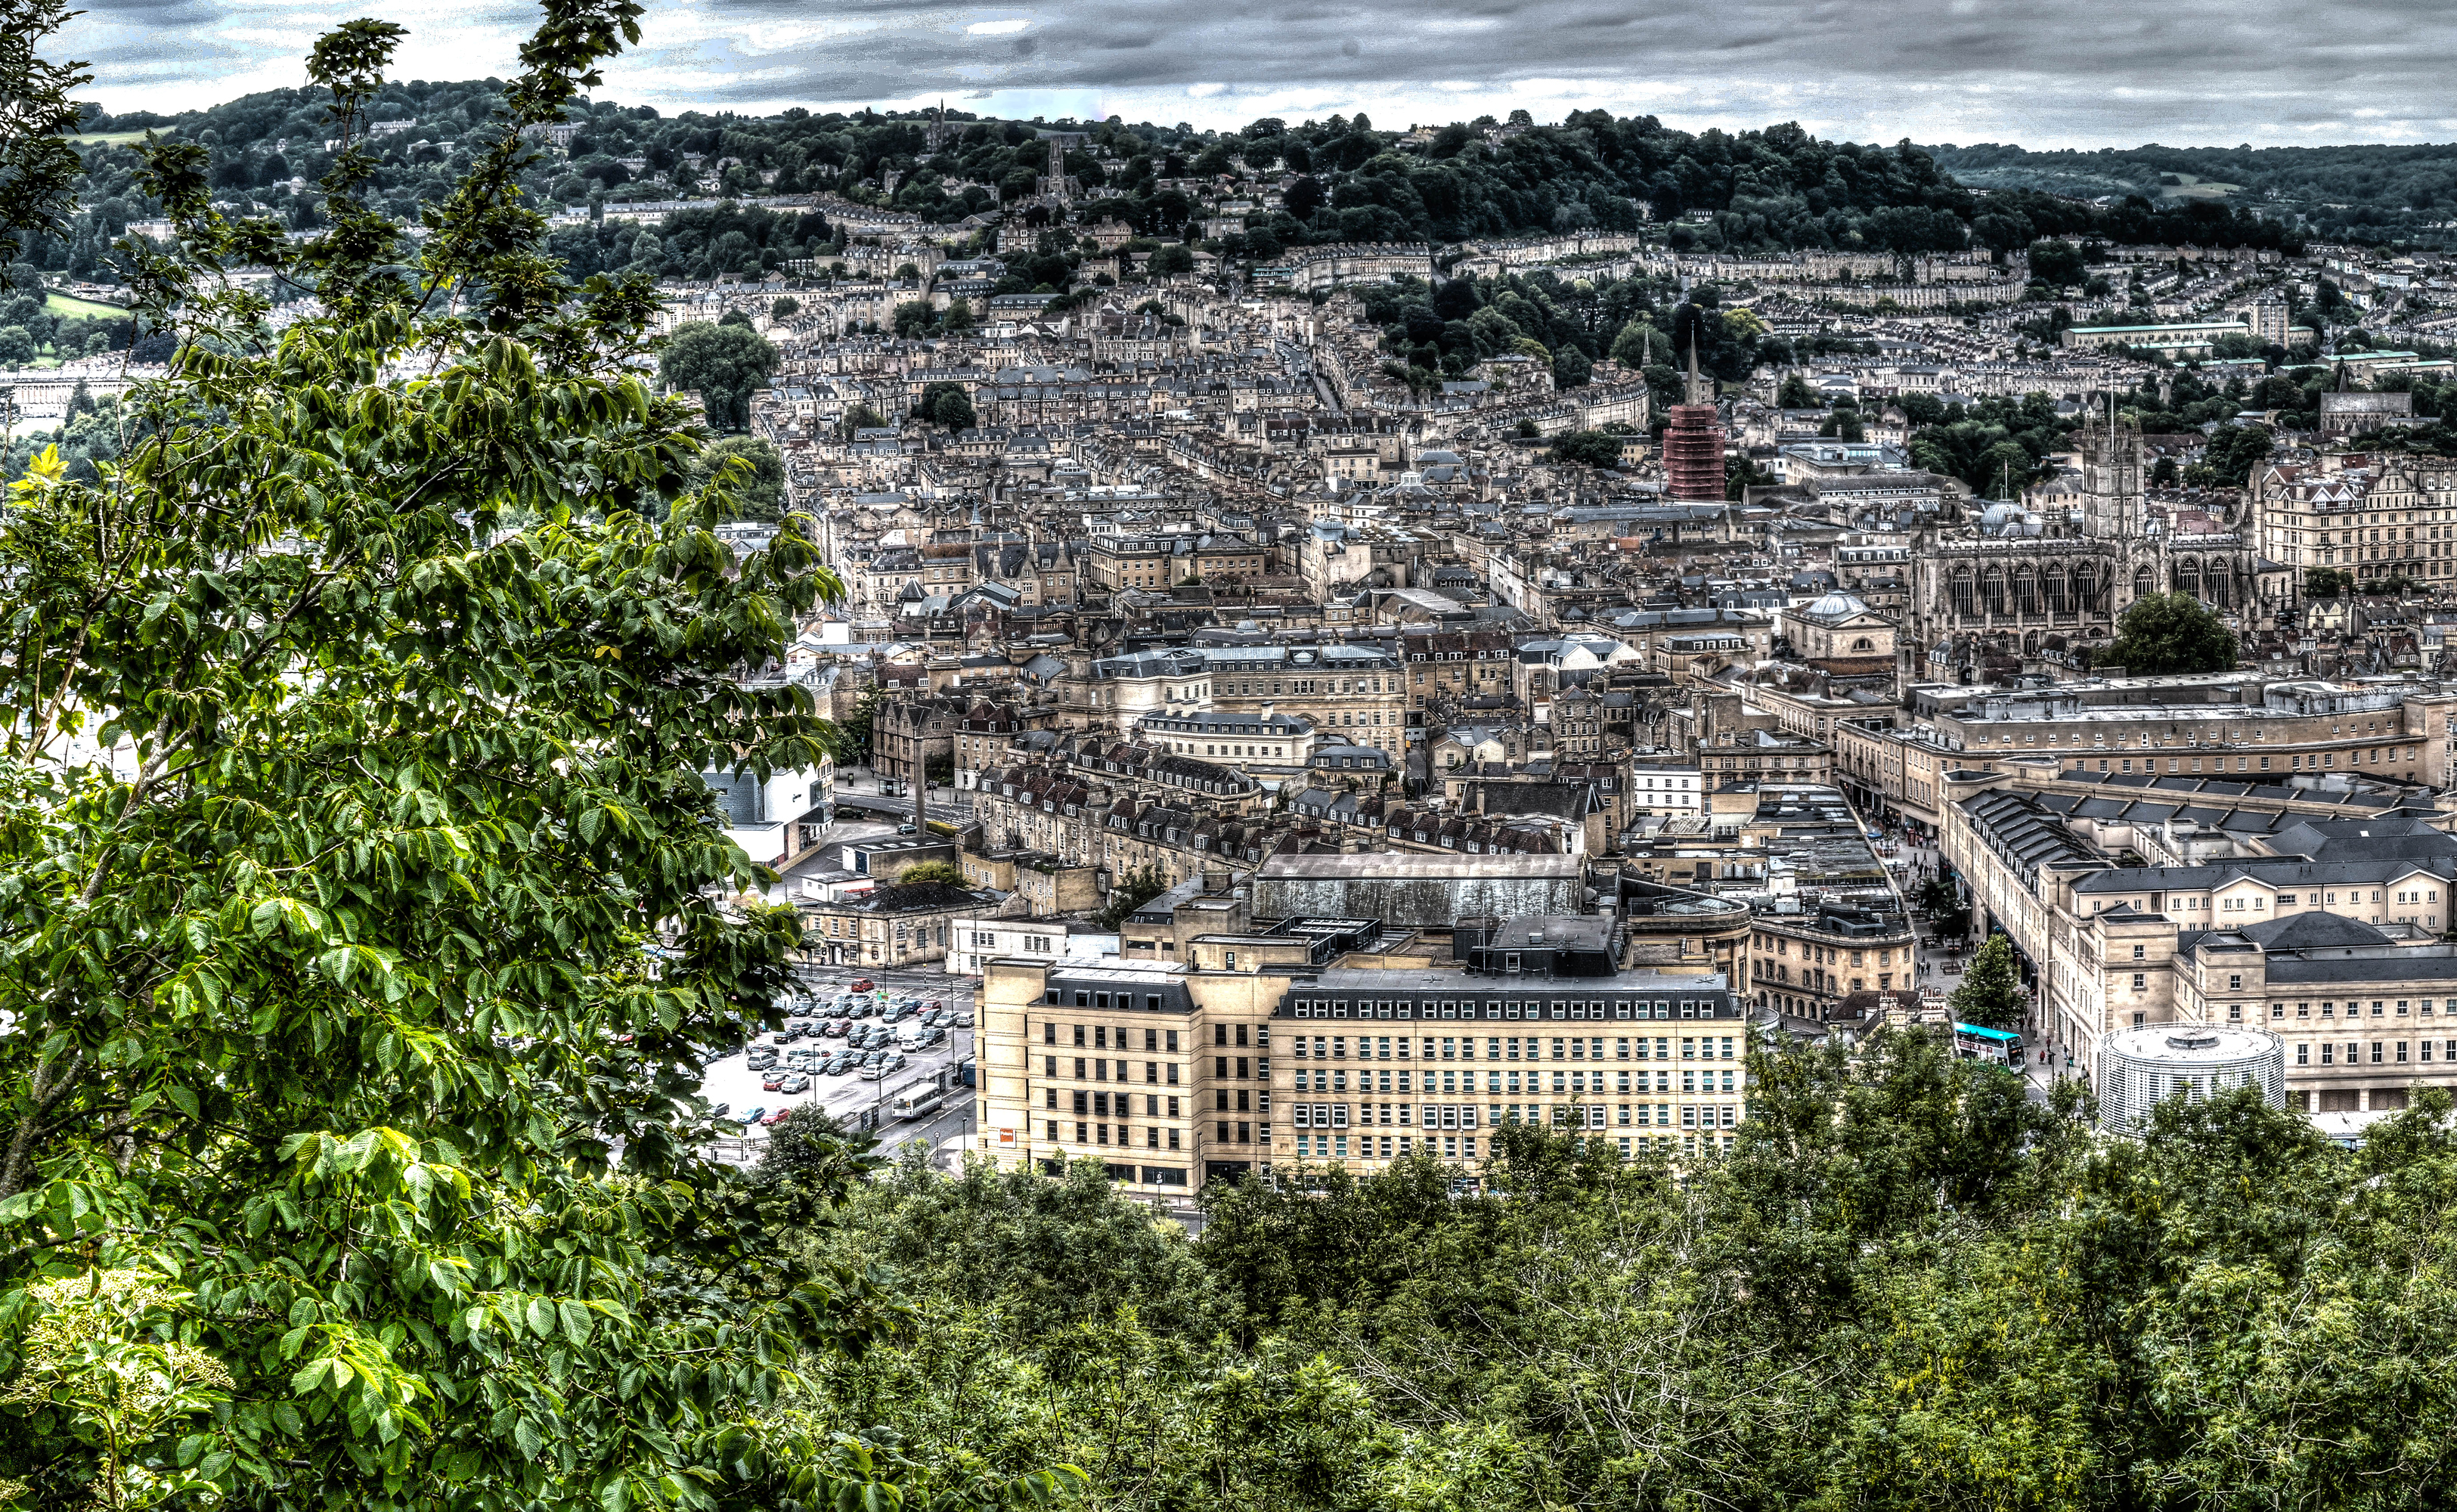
[{"left": 54, "top": 0, "right": 2457, "bottom": 145}]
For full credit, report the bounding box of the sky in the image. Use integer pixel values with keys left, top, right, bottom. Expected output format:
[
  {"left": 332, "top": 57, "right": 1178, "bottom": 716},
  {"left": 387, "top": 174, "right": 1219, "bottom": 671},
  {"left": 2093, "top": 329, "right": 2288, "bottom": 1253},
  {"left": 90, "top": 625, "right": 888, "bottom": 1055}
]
[{"left": 62, "top": 0, "right": 2457, "bottom": 149}]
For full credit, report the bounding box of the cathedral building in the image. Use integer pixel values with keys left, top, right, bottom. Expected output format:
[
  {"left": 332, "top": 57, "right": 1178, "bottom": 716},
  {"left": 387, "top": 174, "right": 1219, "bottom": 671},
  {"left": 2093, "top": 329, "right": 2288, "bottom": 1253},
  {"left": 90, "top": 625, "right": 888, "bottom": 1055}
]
[{"left": 1901, "top": 412, "right": 2279, "bottom": 683}]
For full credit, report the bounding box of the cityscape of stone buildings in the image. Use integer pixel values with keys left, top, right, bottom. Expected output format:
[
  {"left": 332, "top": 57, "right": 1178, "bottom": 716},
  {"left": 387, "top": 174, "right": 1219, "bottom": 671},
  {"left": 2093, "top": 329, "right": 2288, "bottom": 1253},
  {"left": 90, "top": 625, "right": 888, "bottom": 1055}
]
[{"left": 678, "top": 165, "right": 2457, "bottom": 1198}]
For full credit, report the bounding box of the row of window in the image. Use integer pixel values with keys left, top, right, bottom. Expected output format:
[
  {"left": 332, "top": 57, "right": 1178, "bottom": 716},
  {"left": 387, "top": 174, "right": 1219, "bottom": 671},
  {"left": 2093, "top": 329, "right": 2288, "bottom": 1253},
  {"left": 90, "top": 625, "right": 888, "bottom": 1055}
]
[
  {"left": 1292, "top": 1033, "right": 1739, "bottom": 1063},
  {"left": 2074, "top": 748, "right": 2409, "bottom": 776},
  {"left": 1049, "top": 1120, "right": 1185, "bottom": 1148},
  {"left": 1296, "top": 1066, "right": 1737, "bottom": 1095},
  {"left": 2293, "top": 1041, "right": 2452, "bottom": 1065},
  {"left": 1046, "top": 1021, "right": 1191, "bottom": 1049},
  {"left": 1290, "top": 998, "right": 1730, "bottom": 1021},
  {"left": 1294, "top": 1100, "right": 1740, "bottom": 1129},
  {"left": 1290, "top": 1132, "right": 1738, "bottom": 1160},
  {"left": 1045, "top": 990, "right": 1174, "bottom": 1012},
  {"left": 2268, "top": 999, "right": 2446, "bottom": 1019},
  {"left": 1058, "top": 1090, "right": 1182, "bottom": 1117},
  {"left": 1049, "top": 1056, "right": 1185, "bottom": 1083}
]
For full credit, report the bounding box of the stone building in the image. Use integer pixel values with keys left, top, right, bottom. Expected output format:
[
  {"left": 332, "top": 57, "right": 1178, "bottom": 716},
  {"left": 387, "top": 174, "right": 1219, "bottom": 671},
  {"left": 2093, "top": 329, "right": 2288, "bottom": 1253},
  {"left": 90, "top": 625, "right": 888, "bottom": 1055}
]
[{"left": 1901, "top": 414, "right": 2270, "bottom": 677}]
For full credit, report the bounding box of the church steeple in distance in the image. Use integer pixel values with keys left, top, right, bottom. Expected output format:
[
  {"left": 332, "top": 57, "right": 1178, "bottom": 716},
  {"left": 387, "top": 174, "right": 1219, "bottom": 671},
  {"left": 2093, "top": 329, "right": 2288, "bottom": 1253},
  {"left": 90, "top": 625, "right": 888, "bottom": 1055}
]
[{"left": 1661, "top": 302, "right": 1727, "bottom": 502}]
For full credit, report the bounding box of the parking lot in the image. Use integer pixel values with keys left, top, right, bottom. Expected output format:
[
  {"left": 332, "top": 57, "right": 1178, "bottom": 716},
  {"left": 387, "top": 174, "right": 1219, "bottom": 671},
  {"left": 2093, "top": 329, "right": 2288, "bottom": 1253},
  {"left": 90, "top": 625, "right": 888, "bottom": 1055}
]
[{"left": 702, "top": 967, "right": 978, "bottom": 1165}]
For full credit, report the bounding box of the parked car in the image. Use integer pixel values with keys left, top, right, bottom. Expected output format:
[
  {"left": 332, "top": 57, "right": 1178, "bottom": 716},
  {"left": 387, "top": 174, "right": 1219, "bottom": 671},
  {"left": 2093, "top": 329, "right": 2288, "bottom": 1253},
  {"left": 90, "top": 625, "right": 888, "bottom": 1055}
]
[
  {"left": 900, "top": 1024, "right": 946, "bottom": 1052},
  {"left": 860, "top": 1052, "right": 907, "bottom": 1080},
  {"left": 826, "top": 1053, "right": 858, "bottom": 1075},
  {"left": 761, "top": 1070, "right": 788, "bottom": 1091},
  {"left": 919, "top": 1009, "right": 946, "bottom": 1028},
  {"left": 951, "top": 1010, "right": 974, "bottom": 1028},
  {"left": 845, "top": 997, "right": 874, "bottom": 1018},
  {"left": 708, "top": 1102, "right": 731, "bottom": 1120},
  {"left": 823, "top": 1018, "right": 850, "bottom": 1036},
  {"left": 770, "top": 1028, "right": 799, "bottom": 1045},
  {"left": 880, "top": 1003, "right": 913, "bottom": 1024},
  {"left": 926, "top": 999, "right": 945, "bottom": 1012},
  {"left": 760, "top": 1107, "right": 793, "bottom": 1127},
  {"left": 739, "top": 1105, "right": 766, "bottom": 1124},
  {"left": 777, "top": 1073, "right": 810, "bottom": 1094},
  {"left": 850, "top": 978, "right": 875, "bottom": 993},
  {"left": 746, "top": 1048, "right": 778, "bottom": 1070},
  {"left": 897, "top": 823, "right": 917, "bottom": 835}
]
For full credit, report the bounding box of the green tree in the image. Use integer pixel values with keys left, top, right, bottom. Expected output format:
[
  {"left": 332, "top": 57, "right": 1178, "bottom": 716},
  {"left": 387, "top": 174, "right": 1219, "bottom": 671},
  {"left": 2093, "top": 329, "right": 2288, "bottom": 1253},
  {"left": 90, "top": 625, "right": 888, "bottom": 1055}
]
[
  {"left": 657, "top": 318, "right": 779, "bottom": 429},
  {"left": 1094, "top": 865, "right": 1170, "bottom": 929},
  {"left": 1548, "top": 429, "right": 1622, "bottom": 468},
  {"left": 2305, "top": 565, "right": 2350, "bottom": 599},
  {"left": 2026, "top": 238, "right": 2087, "bottom": 287},
  {"left": 0, "top": 323, "right": 34, "bottom": 366},
  {"left": 1148, "top": 244, "right": 1193, "bottom": 277},
  {"left": 891, "top": 297, "right": 937, "bottom": 336},
  {"left": 769, "top": 293, "right": 799, "bottom": 319},
  {"left": 1776, "top": 371, "right": 1819, "bottom": 409},
  {"left": 2100, "top": 590, "right": 2239, "bottom": 675},
  {"left": 2203, "top": 422, "right": 2275, "bottom": 485},
  {"left": 1949, "top": 934, "right": 2025, "bottom": 1031},
  {"left": 0, "top": 9, "right": 1074, "bottom": 1512},
  {"left": 918, "top": 380, "right": 977, "bottom": 430},
  {"left": 680, "top": 432, "right": 789, "bottom": 521},
  {"left": 896, "top": 859, "right": 968, "bottom": 887},
  {"left": 838, "top": 401, "right": 887, "bottom": 439}
]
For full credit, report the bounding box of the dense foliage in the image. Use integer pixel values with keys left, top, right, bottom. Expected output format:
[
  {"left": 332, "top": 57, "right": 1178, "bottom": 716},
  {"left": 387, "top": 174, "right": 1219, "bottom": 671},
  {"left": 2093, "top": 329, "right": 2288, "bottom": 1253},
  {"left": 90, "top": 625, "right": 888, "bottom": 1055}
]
[
  {"left": 1935, "top": 140, "right": 2457, "bottom": 248},
  {"left": 48, "top": 81, "right": 2327, "bottom": 292},
  {"left": 2099, "top": 591, "right": 2242, "bottom": 675},
  {"left": 0, "top": 6, "right": 1072, "bottom": 1510},
  {"left": 805, "top": 1033, "right": 2457, "bottom": 1512}
]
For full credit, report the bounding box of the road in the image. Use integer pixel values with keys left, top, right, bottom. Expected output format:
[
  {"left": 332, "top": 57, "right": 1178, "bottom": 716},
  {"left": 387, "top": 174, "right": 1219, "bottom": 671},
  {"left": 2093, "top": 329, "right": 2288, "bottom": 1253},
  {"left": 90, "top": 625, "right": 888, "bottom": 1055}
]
[
  {"left": 702, "top": 965, "right": 979, "bottom": 1166},
  {"left": 832, "top": 792, "right": 978, "bottom": 826}
]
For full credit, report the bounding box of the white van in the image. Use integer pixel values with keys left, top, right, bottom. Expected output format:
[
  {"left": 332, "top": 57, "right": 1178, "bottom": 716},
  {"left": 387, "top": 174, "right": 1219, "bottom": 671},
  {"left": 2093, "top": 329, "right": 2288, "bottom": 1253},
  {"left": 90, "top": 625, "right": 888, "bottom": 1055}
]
[{"left": 891, "top": 1083, "right": 945, "bottom": 1121}]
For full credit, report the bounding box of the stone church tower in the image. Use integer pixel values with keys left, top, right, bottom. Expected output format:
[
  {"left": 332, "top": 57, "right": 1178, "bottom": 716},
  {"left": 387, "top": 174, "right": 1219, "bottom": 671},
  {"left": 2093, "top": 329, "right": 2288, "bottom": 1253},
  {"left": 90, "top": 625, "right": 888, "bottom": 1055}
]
[{"left": 1900, "top": 404, "right": 2263, "bottom": 684}]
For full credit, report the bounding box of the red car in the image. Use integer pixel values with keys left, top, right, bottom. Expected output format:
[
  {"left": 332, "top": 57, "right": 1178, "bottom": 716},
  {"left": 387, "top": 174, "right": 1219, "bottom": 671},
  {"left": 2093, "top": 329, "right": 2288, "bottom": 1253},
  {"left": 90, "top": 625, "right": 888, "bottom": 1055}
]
[
  {"left": 926, "top": 999, "right": 944, "bottom": 1011},
  {"left": 850, "top": 978, "right": 875, "bottom": 993},
  {"left": 761, "top": 1071, "right": 788, "bottom": 1091},
  {"left": 761, "top": 1107, "right": 794, "bottom": 1127}
]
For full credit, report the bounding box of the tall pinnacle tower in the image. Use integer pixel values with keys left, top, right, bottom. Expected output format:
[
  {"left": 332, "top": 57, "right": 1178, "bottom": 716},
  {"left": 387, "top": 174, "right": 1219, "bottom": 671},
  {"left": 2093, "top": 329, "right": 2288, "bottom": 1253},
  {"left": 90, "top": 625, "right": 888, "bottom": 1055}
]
[{"left": 1661, "top": 316, "right": 1727, "bottom": 502}]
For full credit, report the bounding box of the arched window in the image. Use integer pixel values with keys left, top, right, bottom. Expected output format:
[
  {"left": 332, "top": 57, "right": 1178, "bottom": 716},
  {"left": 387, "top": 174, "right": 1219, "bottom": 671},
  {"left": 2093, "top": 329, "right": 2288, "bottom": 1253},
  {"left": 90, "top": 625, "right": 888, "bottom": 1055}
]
[
  {"left": 2208, "top": 565, "right": 2232, "bottom": 609},
  {"left": 1981, "top": 565, "right": 2007, "bottom": 615},
  {"left": 1950, "top": 568, "right": 1974, "bottom": 618},
  {"left": 1851, "top": 637, "right": 1874, "bottom": 652},
  {"left": 2174, "top": 559, "right": 2201, "bottom": 600},
  {"left": 2014, "top": 565, "right": 2040, "bottom": 618},
  {"left": 2133, "top": 565, "right": 2155, "bottom": 600}
]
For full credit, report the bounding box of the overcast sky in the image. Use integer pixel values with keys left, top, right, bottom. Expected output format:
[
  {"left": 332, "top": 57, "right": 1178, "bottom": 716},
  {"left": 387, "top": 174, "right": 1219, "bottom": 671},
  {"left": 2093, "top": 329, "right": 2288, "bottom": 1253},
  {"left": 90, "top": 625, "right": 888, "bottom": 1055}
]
[{"left": 64, "top": 0, "right": 2457, "bottom": 148}]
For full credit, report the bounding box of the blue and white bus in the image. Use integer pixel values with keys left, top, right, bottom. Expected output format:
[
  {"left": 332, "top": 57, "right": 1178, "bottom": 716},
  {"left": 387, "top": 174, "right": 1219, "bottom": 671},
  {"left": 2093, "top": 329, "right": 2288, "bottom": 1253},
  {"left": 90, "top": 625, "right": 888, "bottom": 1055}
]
[{"left": 1952, "top": 1022, "right": 2023, "bottom": 1068}]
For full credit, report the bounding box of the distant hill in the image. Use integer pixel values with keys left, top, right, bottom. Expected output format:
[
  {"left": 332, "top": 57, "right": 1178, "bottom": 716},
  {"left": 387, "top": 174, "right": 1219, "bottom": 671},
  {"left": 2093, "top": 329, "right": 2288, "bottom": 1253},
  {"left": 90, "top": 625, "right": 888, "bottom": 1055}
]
[
  {"left": 35, "top": 85, "right": 2344, "bottom": 287},
  {"left": 1928, "top": 142, "right": 2457, "bottom": 245}
]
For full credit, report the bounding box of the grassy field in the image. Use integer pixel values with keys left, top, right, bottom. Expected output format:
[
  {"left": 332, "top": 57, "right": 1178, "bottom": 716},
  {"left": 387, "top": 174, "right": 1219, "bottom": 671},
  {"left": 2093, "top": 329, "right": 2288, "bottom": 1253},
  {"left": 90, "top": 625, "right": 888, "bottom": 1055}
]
[
  {"left": 2158, "top": 171, "right": 2244, "bottom": 201},
  {"left": 45, "top": 292, "right": 125, "bottom": 321}
]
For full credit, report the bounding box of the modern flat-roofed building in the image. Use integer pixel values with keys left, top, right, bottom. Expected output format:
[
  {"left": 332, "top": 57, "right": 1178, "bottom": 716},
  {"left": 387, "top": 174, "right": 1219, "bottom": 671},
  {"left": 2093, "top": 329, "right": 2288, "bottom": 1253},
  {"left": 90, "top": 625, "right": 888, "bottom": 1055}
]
[{"left": 978, "top": 913, "right": 1756, "bottom": 1198}]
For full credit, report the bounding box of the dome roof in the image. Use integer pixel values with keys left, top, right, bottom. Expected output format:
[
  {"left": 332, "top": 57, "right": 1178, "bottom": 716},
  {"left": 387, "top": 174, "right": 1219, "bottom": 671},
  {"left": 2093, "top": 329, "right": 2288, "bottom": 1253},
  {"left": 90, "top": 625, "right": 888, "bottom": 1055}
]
[{"left": 1802, "top": 590, "right": 1869, "bottom": 622}]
